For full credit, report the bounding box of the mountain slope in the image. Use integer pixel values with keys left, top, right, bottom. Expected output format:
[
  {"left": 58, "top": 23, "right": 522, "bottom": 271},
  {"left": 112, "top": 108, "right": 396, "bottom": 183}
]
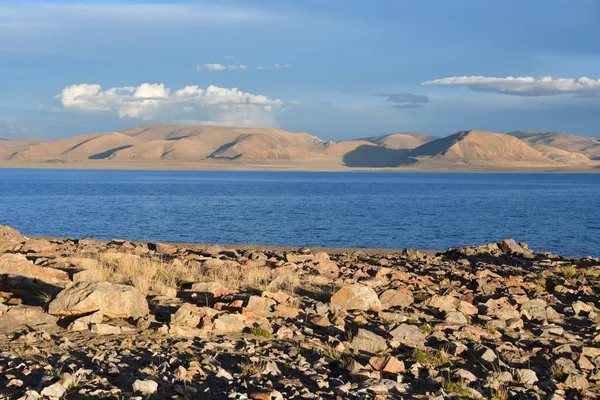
[
  {"left": 508, "top": 130, "right": 600, "bottom": 163},
  {"left": 408, "top": 130, "right": 556, "bottom": 163},
  {"left": 361, "top": 133, "right": 438, "bottom": 149}
]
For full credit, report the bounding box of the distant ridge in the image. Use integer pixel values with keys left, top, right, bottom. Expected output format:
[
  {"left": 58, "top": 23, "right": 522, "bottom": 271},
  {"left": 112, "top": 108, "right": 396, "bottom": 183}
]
[
  {"left": 508, "top": 130, "right": 600, "bottom": 163},
  {"left": 409, "top": 130, "right": 554, "bottom": 162},
  {"left": 0, "top": 124, "right": 598, "bottom": 171},
  {"left": 361, "top": 133, "right": 437, "bottom": 149}
]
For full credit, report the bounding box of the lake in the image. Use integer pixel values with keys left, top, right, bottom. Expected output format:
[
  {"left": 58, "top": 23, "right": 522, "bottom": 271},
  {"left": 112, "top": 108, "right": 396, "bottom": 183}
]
[{"left": 0, "top": 169, "right": 598, "bottom": 257}]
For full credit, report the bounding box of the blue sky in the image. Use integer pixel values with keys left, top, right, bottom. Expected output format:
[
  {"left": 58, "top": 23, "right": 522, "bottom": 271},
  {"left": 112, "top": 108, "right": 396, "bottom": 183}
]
[{"left": 1, "top": 0, "right": 600, "bottom": 140}]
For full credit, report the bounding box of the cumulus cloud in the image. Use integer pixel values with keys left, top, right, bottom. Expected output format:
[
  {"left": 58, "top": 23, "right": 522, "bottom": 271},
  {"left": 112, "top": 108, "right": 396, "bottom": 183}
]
[
  {"left": 422, "top": 76, "right": 600, "bottom": 97},
  {"left": 197, "top": 63, "right": 248, "bottom": 71},
  {"left": 55, "top": 83, "right": 283, "bottom": 127},
  {"left": 379, "top": 93, "right": 430, "bottom": 108}
]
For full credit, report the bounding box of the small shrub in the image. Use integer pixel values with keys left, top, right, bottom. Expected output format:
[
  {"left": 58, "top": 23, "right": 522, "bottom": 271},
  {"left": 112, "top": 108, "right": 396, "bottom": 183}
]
[
  {"left": 412, "top": 348, "right": 449, "bottom": 368},
  {"left": 250, "top": 328, "right": 272, "bottom": 339},
  {"left": 550, "top": 365, "right": 568, "bottom": 382},
  {"left": 442, "top": 380, "right": 473, "bottom": 398},
  {"left": 419, "top": 324, "right": 433, "bottom": 334},
  {"left": 240, "top": 362, "right": 264, "bottom": 378}
]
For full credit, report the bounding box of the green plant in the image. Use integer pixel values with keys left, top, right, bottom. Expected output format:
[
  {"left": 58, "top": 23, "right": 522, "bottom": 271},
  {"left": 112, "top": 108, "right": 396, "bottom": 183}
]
[
  {"left": 412, "top": 348, "right": 449, "bottom": 368},
  {"left": 419, "top": 324, "right": 433, "bottom": 334},
  {"left": 442, "top": 380, "right": 473, "bottom": 398},
  {"left": 320, "top": 345, "right": 342, "bottom": 361},
  {"left": 250, "top": 328, "right": 272, "bottom": 339},
  {"left": 550, "top": 365, "right": 568, "bottom": 382},
  {"left": 559, "top": 265, "right": 577, "bottom": 278},
  {"left": 491, "top": 386, "right": 508, "bottom": 400},
  {"left": 240, "top": 362, "right": 264, "bottom": 378}
]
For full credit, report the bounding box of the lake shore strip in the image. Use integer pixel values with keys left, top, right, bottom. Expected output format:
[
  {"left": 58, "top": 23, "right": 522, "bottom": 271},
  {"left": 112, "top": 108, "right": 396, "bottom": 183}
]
[{"left": 1, "top": 225, "right": 599, "bottom": 399}]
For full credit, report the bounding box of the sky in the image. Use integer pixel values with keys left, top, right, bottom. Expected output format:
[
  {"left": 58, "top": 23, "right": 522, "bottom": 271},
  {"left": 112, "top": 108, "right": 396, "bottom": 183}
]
[{"left": 1, "top": 0, "right": 600, "bottom": 140}]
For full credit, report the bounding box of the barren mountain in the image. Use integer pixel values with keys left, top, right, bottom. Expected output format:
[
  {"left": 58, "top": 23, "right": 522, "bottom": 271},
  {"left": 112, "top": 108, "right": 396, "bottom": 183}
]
[
  {"left": 408, "top": 130, "right": 556, "bottom": 164},
  {"left": 361, "top": 133, "right": 438, "bottom": 149},
  {"left": 0, "top": 125, "right": 598, "bottom": 171},
  {"left": 508, "top": 130, "right": 600, "bottom": 164}
]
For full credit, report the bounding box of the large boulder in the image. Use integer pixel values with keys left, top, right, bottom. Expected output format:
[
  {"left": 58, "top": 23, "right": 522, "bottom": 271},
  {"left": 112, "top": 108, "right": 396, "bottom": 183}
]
[
  {"left": 0, "top": 225, "right": 25, "bottom": 253},
  {"left": 330, "top": 285, "right": 382, "bottom": 311},
  {"left": 499, "top": 239, "right": 526, "bottom": 256},
  {"left": 49, "top": 281, "right": 149, "bottom": 318},
  {"left": 0, "top": 253, "right": 69, "bottom": 287}
]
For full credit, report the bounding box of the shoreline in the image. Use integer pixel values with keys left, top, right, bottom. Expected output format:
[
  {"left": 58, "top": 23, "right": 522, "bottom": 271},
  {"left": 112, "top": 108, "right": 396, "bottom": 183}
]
[
  {"left": 1, "top": 160, "right": 599, "bottom": 173},
  {"left": 31, "top": 235, "right": 441, "bottom": 258}
]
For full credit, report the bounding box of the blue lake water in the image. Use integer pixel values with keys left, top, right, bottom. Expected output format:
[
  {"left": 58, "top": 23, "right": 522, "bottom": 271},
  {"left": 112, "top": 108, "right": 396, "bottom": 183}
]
[{"left": 0, "top": 169, "right": 598, "bottom": 257}]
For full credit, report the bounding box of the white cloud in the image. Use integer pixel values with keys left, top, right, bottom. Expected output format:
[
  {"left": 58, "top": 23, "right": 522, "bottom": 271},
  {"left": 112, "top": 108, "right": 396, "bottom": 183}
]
[
  {"left": 197, "top": 63, "right": 248, "bottom": 71},
  {"left": 257, "top": 64, "right": 291, "bottom": 70},
  {"left": 55, "top": 83, "right": 283, "bottom": 127},
  {"left": 422, "top": 76, "right": 600, "bottom": 96}
]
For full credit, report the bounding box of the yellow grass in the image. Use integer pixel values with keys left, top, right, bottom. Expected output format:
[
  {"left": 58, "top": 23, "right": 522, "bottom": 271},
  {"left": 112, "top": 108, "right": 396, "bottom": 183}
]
[{"left": 76, "top": 252, "right": 306, "bottom": 296}]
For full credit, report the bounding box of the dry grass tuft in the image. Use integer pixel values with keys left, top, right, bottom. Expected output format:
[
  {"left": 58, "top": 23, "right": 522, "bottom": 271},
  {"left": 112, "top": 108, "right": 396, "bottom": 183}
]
[{"left": 74, "top": 252, "right": 305, "bottom": 296}]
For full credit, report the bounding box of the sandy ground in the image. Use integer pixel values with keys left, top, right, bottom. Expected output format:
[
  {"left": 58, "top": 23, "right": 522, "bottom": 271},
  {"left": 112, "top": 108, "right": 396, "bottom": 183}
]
[{"left": 1, "top": 160, "right": 599, "bottom": 172}]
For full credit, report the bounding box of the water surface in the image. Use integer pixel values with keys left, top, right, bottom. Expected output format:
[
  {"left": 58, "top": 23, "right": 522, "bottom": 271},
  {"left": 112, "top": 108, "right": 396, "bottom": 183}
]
[{"left": 0, "top": 169, "right": 598, "bottom": 256}]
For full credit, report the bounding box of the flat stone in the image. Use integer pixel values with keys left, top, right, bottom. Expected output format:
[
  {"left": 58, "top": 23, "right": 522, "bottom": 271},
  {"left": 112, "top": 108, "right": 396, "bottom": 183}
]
[
  {"left": 132, "top": 379, "right": 158, "bottom": 395},
  {"left": 379, "top": 289, "right": 414, "bottom": 309},
  {"left": 0, "top": 253, "right": 69, "bottom": 287},
  {"left": 351, "top": 328, "right": 387, "bottom": 353},
  {"left": 49, "top": 281, "right": 149, "bottom": 318},
  {"left": 330, "top": 285, "right": 382, "bottom": 311},
  {"left": 388, "top": 324, "right": 426, "bottom": 348}
]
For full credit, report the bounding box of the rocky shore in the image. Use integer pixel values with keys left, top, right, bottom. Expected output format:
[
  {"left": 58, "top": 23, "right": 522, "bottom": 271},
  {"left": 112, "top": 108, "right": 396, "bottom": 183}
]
[{"left": 1, "top": 225, "right": 599, "bottom": 399}]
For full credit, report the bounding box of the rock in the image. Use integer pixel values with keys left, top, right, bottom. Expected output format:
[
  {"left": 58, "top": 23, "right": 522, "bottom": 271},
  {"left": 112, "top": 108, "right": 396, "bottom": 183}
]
[
  {"left": 72, "top": 269, "right": 105, "bottom": 283},
  {"left": 315, "top": 261, "right": 340, "bottom": 279},
  {"left": 351, "top": 328, "right": 387, "bottom": 353},
  {"left": 0, "top": 225, "right": 25, "bottom": 253},
  {"left": 48, "top": 281, "right": 149, "bottom": 318},
  {"left": 369, "top": 356, "right": 405, "bottom": 374},
  {"left": 521, "top": 299, "right": 549, "bottom": 320},
  {"left": 0, "top": 253, "right": 70, "bottom": 287},
  {"left": 499, "top": 239, "right": 526, "bottom": 255},
  {"left": 213, "top": 314, "right": 247, "bottom": 333},
  {"left": 515, "top": 369, "right": 538, "bottom": 386},
  {"left": 148, "top": 242, "right": 177, "bottom": 254},
  {"left": 7, "top": 378, "right": 23, "bottom": 388},
  {"left": 330, "top": 285, "right": 382, "bottom": 311},
  {"left": 40, "top": 382, "right": 66, "bottom": 399},
  {"left": 564, "top": 373, "right": 589, "bottom": 390},
  {"left": 0, "top": 306, "right": 59, "bottom": 334},
  {"left": 388, "top": 324, "right": 426, "bottom": 348},
  {"left": 190, "top": 281, "right": 231, "bottom": 297},
  {"left": 20, "top": 239, "right": 58, "bottom": 254},
  {"left": 379, "top": 289, "right": 414, "bottom": 309},
  {"left": 286, "top": 253, "right": 313, "bottom": 263},
  {"left": 424, "top": 295, "right": 459, "bottom": 312},
  {"left": 89, "top": 323, "right": 123, "bottom": 335},
  {"left": 572, "top": 301, "right": 592, "bottom": 316},
  {"left": 445, "top": 310, "right": 468, "bottom": 324},
  {"left": 170, "top": 304, "right": 216, "bottom": 328},
  {"left": 454, "top": 369, "right": 478, "bottom": 383},
  {"left": 68, "top": 311, "right": 104, "bottom": 331},
  {"left": 132, "top": 379, "right": 158, "bottom": 395},
  {"left": 246, "top": 296, "right": 276, "bottom": 314}
]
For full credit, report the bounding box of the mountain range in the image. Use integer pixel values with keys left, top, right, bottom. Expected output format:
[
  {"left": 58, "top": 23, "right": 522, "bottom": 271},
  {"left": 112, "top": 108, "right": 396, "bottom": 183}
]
[{"left": 1, "top": 124, "right": 599, "bottom": 171}]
